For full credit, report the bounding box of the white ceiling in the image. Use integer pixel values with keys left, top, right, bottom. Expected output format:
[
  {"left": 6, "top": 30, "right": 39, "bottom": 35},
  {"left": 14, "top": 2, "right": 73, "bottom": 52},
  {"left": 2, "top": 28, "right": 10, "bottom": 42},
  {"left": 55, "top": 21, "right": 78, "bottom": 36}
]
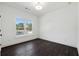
[{"left": 2, "top": 2, "right": 70, "bottom": 17}]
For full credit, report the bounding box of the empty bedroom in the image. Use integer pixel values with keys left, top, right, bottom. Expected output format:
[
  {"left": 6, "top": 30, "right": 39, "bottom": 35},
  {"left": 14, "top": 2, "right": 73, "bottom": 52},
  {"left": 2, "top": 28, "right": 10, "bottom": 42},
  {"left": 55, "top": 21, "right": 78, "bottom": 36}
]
[{"left": 0, "top": 1, "right": 79, "bottom": 56}]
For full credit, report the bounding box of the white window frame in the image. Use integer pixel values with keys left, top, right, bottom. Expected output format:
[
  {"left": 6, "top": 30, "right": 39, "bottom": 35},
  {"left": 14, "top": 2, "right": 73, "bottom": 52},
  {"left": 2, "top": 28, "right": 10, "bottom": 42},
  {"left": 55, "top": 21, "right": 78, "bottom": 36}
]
[{"left": 16, "top": 17, "right": 32, "bottom": 38}]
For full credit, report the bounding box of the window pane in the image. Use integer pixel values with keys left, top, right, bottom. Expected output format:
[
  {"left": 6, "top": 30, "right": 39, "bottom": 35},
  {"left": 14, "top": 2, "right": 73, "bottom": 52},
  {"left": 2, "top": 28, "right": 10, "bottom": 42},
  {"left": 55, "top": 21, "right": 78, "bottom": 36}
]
[
  {"left": 25, "top": 20, "right": 32, "bottom": 33},
  {"left": 16, "top": 17, "right": 25, "bottom": 35}
]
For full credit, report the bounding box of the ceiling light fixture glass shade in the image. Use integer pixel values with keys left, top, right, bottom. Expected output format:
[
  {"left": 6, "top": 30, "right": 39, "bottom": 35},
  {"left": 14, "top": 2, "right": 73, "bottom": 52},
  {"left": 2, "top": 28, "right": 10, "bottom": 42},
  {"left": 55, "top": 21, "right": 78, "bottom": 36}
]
[{"left": 35, "top": 5, "right": 43, "bottom": 10}]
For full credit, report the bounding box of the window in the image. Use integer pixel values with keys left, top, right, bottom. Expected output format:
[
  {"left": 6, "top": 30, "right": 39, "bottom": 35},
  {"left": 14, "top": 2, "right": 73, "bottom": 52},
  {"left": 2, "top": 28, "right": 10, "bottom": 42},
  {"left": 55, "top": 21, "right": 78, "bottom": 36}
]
[{"left": 16, "top": 17, "right": 32, "bottom": 35}]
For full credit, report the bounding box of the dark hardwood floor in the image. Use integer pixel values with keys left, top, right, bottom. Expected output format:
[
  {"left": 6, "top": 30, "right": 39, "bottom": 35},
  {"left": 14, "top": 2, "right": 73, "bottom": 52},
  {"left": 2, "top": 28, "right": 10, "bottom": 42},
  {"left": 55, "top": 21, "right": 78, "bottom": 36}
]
[{"left": 1, "top": 38, "right": 78, "bottom": 56}]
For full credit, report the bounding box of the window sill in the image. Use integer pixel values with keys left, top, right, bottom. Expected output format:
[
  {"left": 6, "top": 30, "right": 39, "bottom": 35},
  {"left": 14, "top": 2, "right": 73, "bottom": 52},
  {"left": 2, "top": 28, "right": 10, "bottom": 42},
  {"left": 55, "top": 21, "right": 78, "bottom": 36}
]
[{"left": 16, "top": 33, "right": 33, "bottom": 38}]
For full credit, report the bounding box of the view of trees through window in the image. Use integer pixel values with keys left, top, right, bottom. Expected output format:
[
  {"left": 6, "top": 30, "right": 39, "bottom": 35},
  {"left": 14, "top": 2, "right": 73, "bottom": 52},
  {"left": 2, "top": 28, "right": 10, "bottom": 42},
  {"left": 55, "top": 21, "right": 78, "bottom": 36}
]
[{"left": 16, "top": 17, "right": 32, "bottom": 35}]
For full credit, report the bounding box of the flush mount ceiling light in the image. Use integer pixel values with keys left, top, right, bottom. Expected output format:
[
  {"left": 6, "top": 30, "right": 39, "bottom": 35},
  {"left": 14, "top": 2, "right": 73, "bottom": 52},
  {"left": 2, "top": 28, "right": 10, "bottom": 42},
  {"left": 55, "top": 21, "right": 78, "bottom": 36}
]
[
  {"left": 35, "top": 5, "right": 43, "bottom": 10},
  {"left": 32, "top": 2, "right": 45, "bottom": 10}
]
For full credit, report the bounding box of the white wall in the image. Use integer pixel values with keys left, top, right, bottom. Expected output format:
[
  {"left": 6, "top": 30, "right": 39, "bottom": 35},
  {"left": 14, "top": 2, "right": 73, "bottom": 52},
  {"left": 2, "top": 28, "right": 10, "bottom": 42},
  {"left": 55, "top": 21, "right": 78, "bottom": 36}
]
[
  {"left": 77, "top": 3, "right": 79, "bottom": 54},
  {"left": 39, "top": 3, "right": 77, "bottom": 47},
  {"left": 0, "top": 3, "right": 4, "bottom": 50},
  {"left": 0, "top": 4, "right": 38, "bottom": 47}
]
